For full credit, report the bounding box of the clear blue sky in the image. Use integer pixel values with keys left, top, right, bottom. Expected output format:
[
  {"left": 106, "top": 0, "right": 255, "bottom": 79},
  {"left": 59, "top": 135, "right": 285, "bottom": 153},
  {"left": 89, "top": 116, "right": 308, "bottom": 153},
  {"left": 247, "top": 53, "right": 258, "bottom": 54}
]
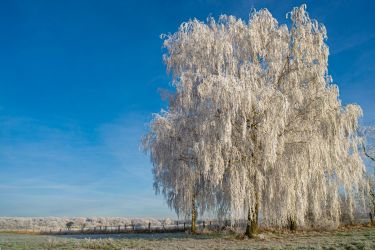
[{"left": 0, "top": 0, "right": 374, "bottom": 217}]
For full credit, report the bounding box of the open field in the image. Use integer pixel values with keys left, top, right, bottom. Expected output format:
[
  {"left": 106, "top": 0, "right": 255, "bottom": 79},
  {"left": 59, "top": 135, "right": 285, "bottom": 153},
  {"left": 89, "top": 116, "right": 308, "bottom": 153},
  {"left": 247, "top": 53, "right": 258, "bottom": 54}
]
[{"left": 0, "top": 226, "right": 374, "bottom": 249}]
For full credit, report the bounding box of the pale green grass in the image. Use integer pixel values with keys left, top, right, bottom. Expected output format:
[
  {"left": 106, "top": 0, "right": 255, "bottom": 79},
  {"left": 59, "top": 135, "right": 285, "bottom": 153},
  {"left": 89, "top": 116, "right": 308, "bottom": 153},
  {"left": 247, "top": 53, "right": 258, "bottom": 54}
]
[{"left": 0, "top": 227, "right": 374, "bottom": 249}]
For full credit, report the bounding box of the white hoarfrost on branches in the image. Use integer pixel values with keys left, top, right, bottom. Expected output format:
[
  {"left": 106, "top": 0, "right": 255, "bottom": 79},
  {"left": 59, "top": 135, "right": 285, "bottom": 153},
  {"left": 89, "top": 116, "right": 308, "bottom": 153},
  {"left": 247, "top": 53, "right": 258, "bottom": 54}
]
[{"left": 142, "top": 5, "right": 367, "bottom": 229}]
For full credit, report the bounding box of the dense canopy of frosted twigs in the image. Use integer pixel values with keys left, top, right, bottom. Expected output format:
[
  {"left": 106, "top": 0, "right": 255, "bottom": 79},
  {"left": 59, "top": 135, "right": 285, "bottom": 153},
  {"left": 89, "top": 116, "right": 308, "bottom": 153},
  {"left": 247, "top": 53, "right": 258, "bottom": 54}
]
[{"left": 143, "top": 5, "right": 368, "bottom": 229}]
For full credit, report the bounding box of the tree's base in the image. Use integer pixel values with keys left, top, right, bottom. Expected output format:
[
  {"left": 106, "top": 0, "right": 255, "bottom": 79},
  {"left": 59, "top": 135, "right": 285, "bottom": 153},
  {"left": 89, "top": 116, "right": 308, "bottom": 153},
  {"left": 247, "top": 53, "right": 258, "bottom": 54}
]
[
  {"left": 288, "top": 216, "right": 297, "bottom": 231},
  {"left": 245, "top": 223, "right": 258, "bottom": 238},
  {"left": 369, "top": 212, "right": 374, "bottom": 226}
]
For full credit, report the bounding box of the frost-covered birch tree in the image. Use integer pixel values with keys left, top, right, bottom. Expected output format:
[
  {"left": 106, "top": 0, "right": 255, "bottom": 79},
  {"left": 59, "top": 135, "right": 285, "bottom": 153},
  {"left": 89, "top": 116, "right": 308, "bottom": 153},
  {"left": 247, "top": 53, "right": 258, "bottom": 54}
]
[{"left": 143, "top": 4, "right": 367, "bottom": 235}]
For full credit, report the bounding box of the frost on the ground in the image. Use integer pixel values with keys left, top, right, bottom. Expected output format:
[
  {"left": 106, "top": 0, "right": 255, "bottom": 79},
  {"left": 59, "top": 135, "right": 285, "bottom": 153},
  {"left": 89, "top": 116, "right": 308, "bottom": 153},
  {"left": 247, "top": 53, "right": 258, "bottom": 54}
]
[{"left": 1, "top": 226, "right": 375, "bottom": 250}]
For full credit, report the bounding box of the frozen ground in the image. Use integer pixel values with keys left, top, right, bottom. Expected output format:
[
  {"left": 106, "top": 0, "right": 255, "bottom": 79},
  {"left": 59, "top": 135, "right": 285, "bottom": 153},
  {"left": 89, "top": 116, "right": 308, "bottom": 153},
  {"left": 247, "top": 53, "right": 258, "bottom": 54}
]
[{"left": 0, "top": 226, "right": 374, "bottom": 249}]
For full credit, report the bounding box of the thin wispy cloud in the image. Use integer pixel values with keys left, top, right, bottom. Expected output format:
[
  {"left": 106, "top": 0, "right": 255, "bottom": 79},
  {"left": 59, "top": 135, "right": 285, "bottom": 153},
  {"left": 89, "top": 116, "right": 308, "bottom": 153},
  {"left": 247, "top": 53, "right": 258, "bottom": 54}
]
[{"left": 0, "top": 114, "right": 172, "bottom": 217}]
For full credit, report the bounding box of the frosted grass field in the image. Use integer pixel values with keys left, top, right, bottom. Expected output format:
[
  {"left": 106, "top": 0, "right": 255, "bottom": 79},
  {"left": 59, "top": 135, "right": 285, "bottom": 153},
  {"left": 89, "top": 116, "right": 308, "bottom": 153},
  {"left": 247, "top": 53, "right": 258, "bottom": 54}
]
[{"left": 1, "top": 226, "right": 374, "bottom": 249}]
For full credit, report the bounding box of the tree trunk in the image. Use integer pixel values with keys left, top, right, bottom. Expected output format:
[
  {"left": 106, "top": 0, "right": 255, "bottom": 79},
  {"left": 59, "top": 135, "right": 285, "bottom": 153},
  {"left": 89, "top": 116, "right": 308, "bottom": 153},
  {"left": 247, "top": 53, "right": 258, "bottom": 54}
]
[
  {"left": 191, "top": 194, "right": 197, "bottom": 234},
  {"left": 253, "top": 190, "right": 259, "bottom": 233},
  {"left": 369, "top": 212, "right": 373, "bottom": 225},
  {"left": 288, "top": 215, "right": 297, "bottom": 231},
  {"left": 245, "top": 208, "right": 252, "bottom": 237},
  {"left": 245, "top": 191, "right": 259, "bottom": 238},
  {"left": 245, "top": 122, "right": 260, "bottom": 238}
]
